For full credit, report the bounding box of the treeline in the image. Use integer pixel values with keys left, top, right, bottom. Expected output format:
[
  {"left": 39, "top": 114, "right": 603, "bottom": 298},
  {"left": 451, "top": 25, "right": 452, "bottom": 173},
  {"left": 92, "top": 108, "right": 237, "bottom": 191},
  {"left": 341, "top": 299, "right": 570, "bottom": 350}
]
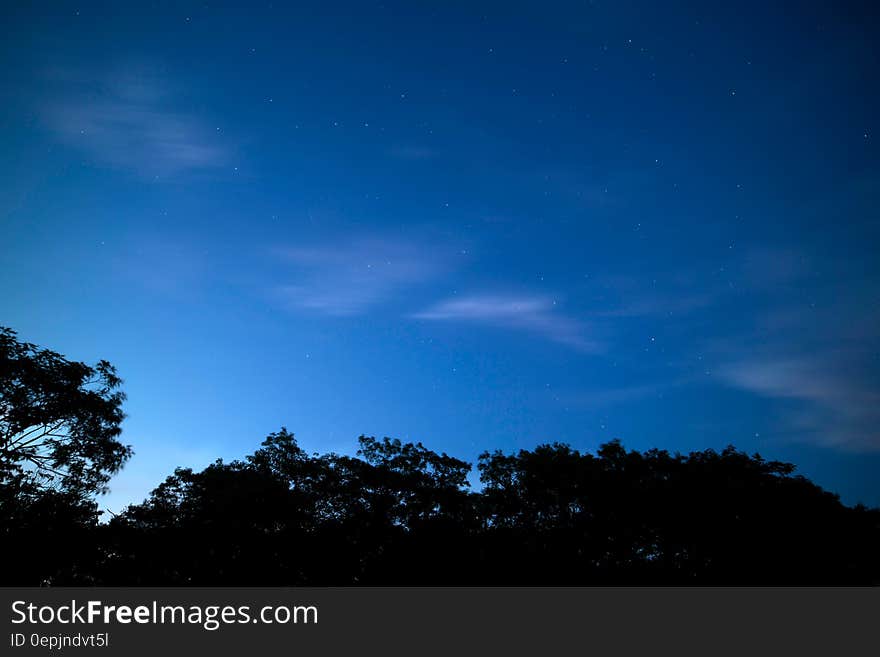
[
  {"left": 2, "top": 326, "right": 879, "bottom": 585},
  {"left": 5, "top": 430, "right": 879, "bottom": 585}
]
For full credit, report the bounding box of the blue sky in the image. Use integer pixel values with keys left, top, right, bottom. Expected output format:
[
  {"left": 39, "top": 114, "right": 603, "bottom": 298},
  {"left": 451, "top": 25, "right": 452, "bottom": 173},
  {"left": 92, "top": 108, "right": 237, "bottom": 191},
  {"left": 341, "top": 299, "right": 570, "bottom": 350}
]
[{"left": 2, "top": 1, "right": 879, "bottom": 511}]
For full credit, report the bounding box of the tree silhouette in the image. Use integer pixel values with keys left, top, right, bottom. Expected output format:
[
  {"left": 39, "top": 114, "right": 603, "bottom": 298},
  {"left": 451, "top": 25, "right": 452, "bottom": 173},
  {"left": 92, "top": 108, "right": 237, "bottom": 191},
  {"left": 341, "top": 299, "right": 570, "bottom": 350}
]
[
  {"left": 476, "top": 440, "right": 880, "bottom": 583},
  {"left": 0, "top": 326, "right": 131, "bottom": 584},
  {"left": 0, "top": 327, "right": 130, "bottom": 495},
  {"left": 96, "top": 434, "right": 878, "bottom": 585},
  {"left": 2, "top": 327, "right": 878, "bottom": 585}
]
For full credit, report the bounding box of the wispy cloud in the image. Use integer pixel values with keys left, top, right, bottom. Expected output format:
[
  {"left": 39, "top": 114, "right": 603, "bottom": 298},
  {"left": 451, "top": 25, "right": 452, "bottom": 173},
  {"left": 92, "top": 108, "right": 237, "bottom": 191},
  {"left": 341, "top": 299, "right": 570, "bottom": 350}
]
[
  {"left": 275, "top": 238, "right": 599, "bottom": 352},
  {"left": 413, "top": 294, "right": 600, "bottom": 352},
  {"left": 560, "top": 376, "right": 694, "bottom": 409},
  {"left": 705, "top": 241, "right": 880, "bottom": 451},
  {"left": 274, "top": 237, "right": 450, "bottom": 316},
  {"left": 42, "top": 68, "right": 226, "bottom": 176},
  {"left": 719, "top": 354, "right": 880, "bottom": 451}
]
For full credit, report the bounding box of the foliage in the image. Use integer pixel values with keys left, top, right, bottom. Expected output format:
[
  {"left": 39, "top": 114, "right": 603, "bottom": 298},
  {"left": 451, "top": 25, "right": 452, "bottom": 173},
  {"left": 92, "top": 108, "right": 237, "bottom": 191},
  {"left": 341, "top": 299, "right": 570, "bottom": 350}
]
[
  {"left": 92, "top": 434, "right": 879, "bottom": 586},
  {"left": 1, "top": 328, "right": 878, "bottom": 585},
  {"left": 0, "top": 327, "right": 131, "bottom": 495}
]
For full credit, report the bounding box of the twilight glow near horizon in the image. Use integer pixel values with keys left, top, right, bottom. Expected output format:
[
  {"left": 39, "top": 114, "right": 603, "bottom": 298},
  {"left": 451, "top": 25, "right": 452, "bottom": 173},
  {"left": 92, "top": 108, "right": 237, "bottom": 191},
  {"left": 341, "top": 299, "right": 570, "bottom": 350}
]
[{"left": 1, "top": 1, "right": 879, "bottom": 511}]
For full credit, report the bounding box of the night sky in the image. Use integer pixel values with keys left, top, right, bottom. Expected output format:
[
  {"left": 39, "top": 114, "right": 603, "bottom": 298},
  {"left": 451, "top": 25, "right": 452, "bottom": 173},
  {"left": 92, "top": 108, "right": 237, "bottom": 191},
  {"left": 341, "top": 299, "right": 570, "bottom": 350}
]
[{"left": 2, "top": 1, "right": 879, "bottom": 513}]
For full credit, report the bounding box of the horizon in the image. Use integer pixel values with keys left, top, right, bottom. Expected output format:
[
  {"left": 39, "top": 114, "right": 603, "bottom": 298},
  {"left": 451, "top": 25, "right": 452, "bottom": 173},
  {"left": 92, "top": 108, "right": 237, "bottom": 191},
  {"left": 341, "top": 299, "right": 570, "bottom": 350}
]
[{"left": 2, "top": 1, "right": 879, "bottom": 512}]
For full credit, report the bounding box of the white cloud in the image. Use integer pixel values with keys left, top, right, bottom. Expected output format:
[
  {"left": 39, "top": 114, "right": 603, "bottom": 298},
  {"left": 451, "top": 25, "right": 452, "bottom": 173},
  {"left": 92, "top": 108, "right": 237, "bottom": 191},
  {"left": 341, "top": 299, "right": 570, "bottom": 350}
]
[
  {"left": 42, "top": 69, "right": 226, "bottom": 176},
  {"left": 719, "top": 355, "right": 880, "bottom": 451},
  {"left": 274, "top": 237, "right": 449, "bottom": 316},
  {"left": 414, "top": 294, "right": 600, "bottom": 352}
]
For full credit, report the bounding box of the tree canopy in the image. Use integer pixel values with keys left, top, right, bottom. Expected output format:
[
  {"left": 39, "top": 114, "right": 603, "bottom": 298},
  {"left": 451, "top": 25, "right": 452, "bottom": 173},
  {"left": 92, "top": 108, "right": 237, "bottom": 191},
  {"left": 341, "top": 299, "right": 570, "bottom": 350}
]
[
  {"left": 1, "top": 327, "right": 878, "bottom": 586},
  {"left": 1, "top": 327, "right": 130, "bottom": 495},
  {"left": 92, "top": 432, "right": 877, "bottom": 586},
  {"left": 1, "top": 326, "right": 131, "bottom": 584}
]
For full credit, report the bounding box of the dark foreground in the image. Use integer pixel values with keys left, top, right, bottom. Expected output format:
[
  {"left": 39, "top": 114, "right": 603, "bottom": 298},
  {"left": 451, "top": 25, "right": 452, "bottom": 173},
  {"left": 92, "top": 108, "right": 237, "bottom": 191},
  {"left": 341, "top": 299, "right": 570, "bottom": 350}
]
[
  {"left": 2, "top": 326, "right": 878, "bottom": 585},
  {"left": 5, "top": 430, "right": 879, "bottom": 585}
]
